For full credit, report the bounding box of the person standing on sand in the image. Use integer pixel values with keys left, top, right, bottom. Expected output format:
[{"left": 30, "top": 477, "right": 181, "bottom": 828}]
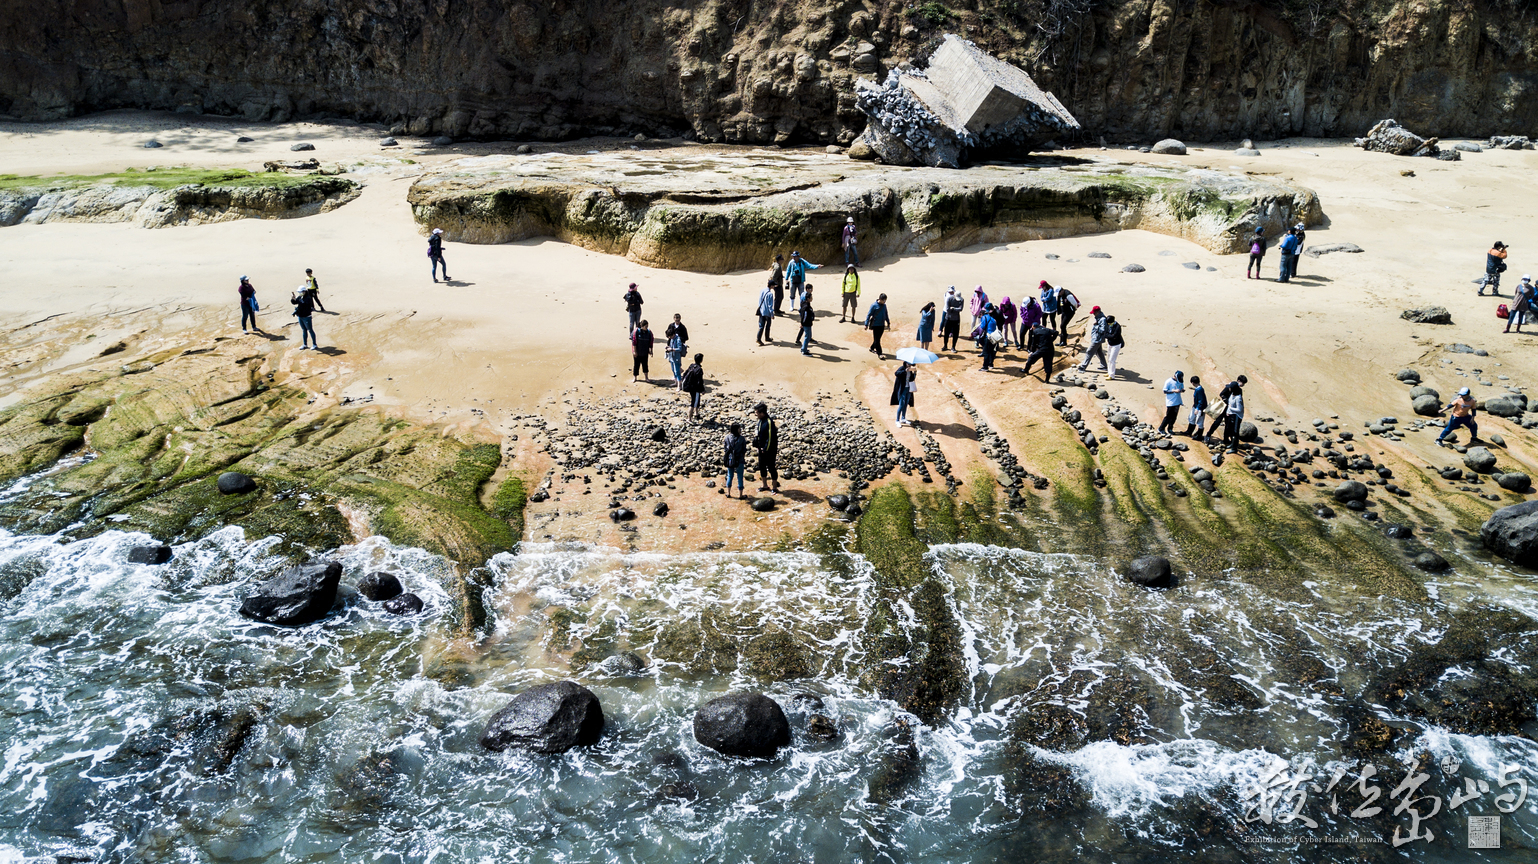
[
  {"left": 1103, "top": 315, "right": 1125, "bottom": 379},
  {"left": 1221, "top": 376, "right": 1245, "bottom": 452},
  {"left": 1038, "top": 280, "right": 1059, "bottom": 332},
  {"left": 941, "top": 287, "right": 964, "bottom": 351},
  {"left": 1482, "top": 241, "right": 1509, "bottom": 296},
  {"left": 752, "top": 402, "right": 780, "bottom": 493},
  {"left": 1277, "top": 228, "right": 1300, "bottom": 283},
  {"left": 840, "top": 265, "right": 861, "bottom": 323},
  {"left": 681, "top": 354, "right": 706, "bottom": 421},
  {"left": 769, "top": 254, "right": 786, "bottom": 314},
  {"left": 757, "top": 280, "right": 776, "bottom": 345},
  {"left": 723, "top": 423, "right": 748, "bottom": 498},
  {"left": 622, "top": 282, "right": 644, "bottom": 334},
  {"left": 665, "top": 327, "right": 686, "bottom": 389},
  {"left": 1182, "top": 376, "right": 1207, "bottom": 436},
  {"left": 842, "top": 217, "right": 860, "bottom": 266},
  {"left": 630, "top": 319, "right": 654, "bottom": 382},
  {"left": 302, "top": 268, "right": 327, "bottom": 313},
  {"left": 1077, "top": 306, "right": 1107, "bottom": 372},
  {"left": 1019, "top": 296, "right": 1043, "bottom": 348},
  {"left": 1206, "top": 375, "right": 1247, "bottom": 447},
  {"left": 797, "top": 288, "right": 816, "bottom": 355},
  {"left": 238, "top": 276, "right": 259, "bottom": 333},
  {"left": 969, "top": 285, "right": 989, "bottom": 331},
  {"left": 977, "top": 303, "right": 1001, "bottom": 371},
  {"left": 1436, "top": 387, "right": 1480, "bottom": 446},
  {"left": 997, "top": 296, "right": 1018, "bottom": 349},
  {"left": 665, "top": 313, "right": 689, "bottom": 351},
  {"left": 1246, "top": 227, "right": 1266, "bottom": 279},
  {"left": 1055, "top": 285, "right": 1080, "bottom": 346},
  {"left": 428, "top": 228, "right": 449, "bottom": 282},
  {"left": 1507, "top": 276, "right": 1532, "bottom": 334},
  {"left": 1290, "top": 222, "right": 1307, "bottom": 278},
  {"left": 786, "top": 251, "right": 820, "bottom": 313},
  {"left": 892, "top": 361, "right": 917, "bottom": 426},
  {"left": 1158, "top": 371, "right": 1185, "bottom": 434},
  {"left": 291, "top": 283, "right": 319, "bottom": 349},
  {"left": 916, "top": 302, "right": 936, "bottom": 351},
  {"left": 864, "top": 293, "right": 891, "bottom": 358},
  {"left": 1023, "top": 318, "right": 1056, "bottom": 381}
]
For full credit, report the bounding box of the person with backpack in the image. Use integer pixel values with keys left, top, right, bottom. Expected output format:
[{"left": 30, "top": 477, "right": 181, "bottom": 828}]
[
  {"left": 723, "top": 423, "right": 749, "bottom": 498},
  {"left": 428, "top": 228, "right": 449, "bottom": 282},
  {"left": 757, "top": 280, "right": 776, "bottom": 345},
  {"left": 622, "top": 282, "right": 644, "bottom": 334},
  {"left": 1182, "top": 376, "right": 1207, "bottom": 437},
  {"left": 998, "top": 296, "right": 1019, "bottom": 349},
  {"left": 1023, "top": 318, "right": 1056, "bottom": 381},
  {"left": 302, "top": 268, "right": 327, "bottom": 312},
  {"left": 752, "top": 402, "right": 780, "bottom": 493},
  {"left": 786, "top": 251, "right": 820, "bottom": 313},
  {"left": 797, "top": 288, "right": 817, "bottom": 355},
  {"left": 1055, "top": 285, "right": 1080, "bottom": 346},
  {"left": 1436, "top": 387, "right": 1480, "bottom": 446},
  {"left": 291, "top": 283, "right": 319, "bottom": 349},
  {"left": 1483, "top": 241, "right": 1510, "bottom": 296},
  {"left": 1507, "top": 276, "right": 1532, "bottom": 334},
  {"left": 1158, "top": 371, "right": 1185, "bottom": 434},
  {"left": 237, "top": 275, "right": 260, "bottom": 333},
  {"left": 864, "top": 293, "right": 891, "bottom": 358},
  {"left": 941, "top": 287, "right": 964, "bottom": 351},
  {"left": 681, "top": 354, "right": 706, "bottom": 421},
  {"left": 1103, "top": 314, "right": 1125, "bottom": 379},
  {"left": 916, "top": 302, "right": 936, "bottom": 351},
  {"left": 892, "top": 361, "right": 917, "bottom": 426},
  {"left": 976, "top": 303, "right": 1001, "bottom": 371},
  {"left": 769, "top": 254, "right": 786, "bottom": 315},
  {"left": 841, "top": 217, "right": 860, "bottom": 266},
  {"left": 630, "top": 319, "right": 654, "bottom": 382},
  {"left": 839, "top": 265, "right": 861, "bottom": 323},
  {"left": 1038, "top": 280, "right": 1059, "bottom": 331},
  {"left": 1077, "top": 306, "right": 1108, "bottom": 372},
  {"left": 1277, "top": 229, "right": 1301, "bottom": 282},
  {"left": 1246, "top": 226, "right": 1266, "bottom": 279}
]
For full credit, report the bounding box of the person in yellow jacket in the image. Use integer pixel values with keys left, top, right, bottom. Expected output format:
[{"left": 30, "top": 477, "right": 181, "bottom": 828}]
[{"left": 839, "top": 265, "right": 860, "bottom": 323}]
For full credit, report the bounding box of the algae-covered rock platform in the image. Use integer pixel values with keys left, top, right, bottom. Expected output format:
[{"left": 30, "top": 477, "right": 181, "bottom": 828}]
[{"left": 408, "top": 149, "right": 1322, "bottom": 274}]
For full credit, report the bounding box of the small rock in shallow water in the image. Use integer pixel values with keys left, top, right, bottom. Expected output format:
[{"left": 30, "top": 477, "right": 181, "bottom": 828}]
[
  {"left": 807, "top": 715, "right": 840, "bottom": 740},
  {"left": 1124, "top": 555, "right": 1174, "bottom": 589},
  {"left": 127, "top": 544, "right": 173, "bottom": 565},
  {"left": 693, "top": 693, "right": 791, "bottom": 759},
  {"left": 239, "top": 561, "right": 342, "bottom": 626},
  {"left": 480, "top": 681, "right": 604, "bottom": 753},
  {"left": 1383, "top": 524, "right": 1413, "bottom": 539},
  {"left": 357, "top": 571, "right": 403, "bottom": 601},
  {"left": 1413, "top": 552, "right": 1449, "bottom": 571},
  {"left": 382, "top": 593, "right": 423, "bottom": 615},
  {"left": 599, "top": 651, "right": 648, "bottom": 675}
]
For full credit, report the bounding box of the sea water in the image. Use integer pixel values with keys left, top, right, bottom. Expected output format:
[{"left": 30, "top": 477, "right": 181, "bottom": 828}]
[{"left": 0, "top": 526, "right": 1533, "bottom": 862}]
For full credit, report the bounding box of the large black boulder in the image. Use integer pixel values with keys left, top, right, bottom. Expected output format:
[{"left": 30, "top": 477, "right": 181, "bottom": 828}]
[
  {"left": 357, "top": 571, "right": 403, "bottom": 601},
  {"left": 127, "top": 544, "right": 173, "bottom": 565},
  {"left": 693, "top": 692, "right": 791, "bottom": 759},
  {"left": 1125, "top": 556, "right": 1175, "bottom": 589},
  {"left": 479, "top": 681, "right": 604, "bottom": 753},
  {"left": 238, "top": 561, "right": 342, "bottom": 625},
  {"left": 1481, "top": 501, "right": 1538, "bottom": 567},
  {"left": 217, "top": 472, "right": 257, "bottom": 495}
]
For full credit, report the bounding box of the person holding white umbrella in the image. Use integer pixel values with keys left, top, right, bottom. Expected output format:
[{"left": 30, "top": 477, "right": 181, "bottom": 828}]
[{"left": 893, "top": 347, "right": 938, "bottom": 428}]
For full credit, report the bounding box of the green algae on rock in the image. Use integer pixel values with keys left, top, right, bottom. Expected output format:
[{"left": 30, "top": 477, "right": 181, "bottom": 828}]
[{"left": 408, "top": 150, "right": 1322, "bottom": 273}]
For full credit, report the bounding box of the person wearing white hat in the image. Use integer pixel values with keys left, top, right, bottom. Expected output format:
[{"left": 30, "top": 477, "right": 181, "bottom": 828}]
[
  {"left": 1437, "top": 387, "right": 1479, "bottom": 445},
  {"left": 1506, "top": 275, "right": 1533, "bottom": 334},
  {"left": 1291, "top": 221, "right": 1307, "bottom": 278},
  {"left": 428, "top": 227, "right": 449, "bottom": 282},
  {"left": 841, "top": 216, "right": 859, "bottom": 266}
]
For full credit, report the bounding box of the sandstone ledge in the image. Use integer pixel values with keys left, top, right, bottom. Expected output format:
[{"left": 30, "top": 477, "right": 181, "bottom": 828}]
[
  {"left": 0, "top": 176, "right": 360, "bottom": 228},
  {"left": 408, "top": 150, "right": 1323, "bottom": 273}
]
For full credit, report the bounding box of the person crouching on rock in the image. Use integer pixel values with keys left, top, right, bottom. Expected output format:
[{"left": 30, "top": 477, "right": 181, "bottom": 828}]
[
  {"left": 723, "top": 422, "right": 748, "bottom": 498},
  {"left": 631, "top": 319, "right": 653, "bottom": 383},
  {"left": 1023, "top": 318, "right": 1056, "bottom": 381},
  {"left": 682, "top": 353, "right": 706, "bottom": 421},
  {"left": 1437, "top": 387, "right": 1479, "bottom": 446},
  {"left": 752, "top": 402, "right": 780, "bottom": 493}
]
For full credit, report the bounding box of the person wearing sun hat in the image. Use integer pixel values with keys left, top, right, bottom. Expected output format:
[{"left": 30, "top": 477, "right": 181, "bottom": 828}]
[
  {"left": 1437, "top": 387, "right": 1479, "bottom": 446},
  {"left": 841, "top": 216, "right": 859, "bottom": 265},
  {"left": 1077, "top": 305, "right": 1108, "bottom": 372},
  {"left": 427, "top": 227, "right": 449, "bottom": 282},
  {"left": 1506, "top": 275, "right": 1533, "bottom": 334}
]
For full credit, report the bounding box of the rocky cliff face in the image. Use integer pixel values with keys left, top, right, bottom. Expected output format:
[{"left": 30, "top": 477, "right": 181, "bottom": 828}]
[{"left": 3, "top": 0, "right": 1536, "bottom": 143}]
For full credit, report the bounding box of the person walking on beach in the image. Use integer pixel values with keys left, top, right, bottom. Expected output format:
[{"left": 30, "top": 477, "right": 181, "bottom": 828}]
[
  {"left": 757, "top": 280, "right": 776, "bottom": 345},
  {"left": 1023, "top": 318, "right": 1056, "bottom": 381},
  {"left": 238, "top": 276, "right": 259, "bottom": 333},
  {"left": 786, "top": 251, "right": 820, "bottom": 312},
  {"left": 622, "top": 282, "right": 644, "bottom": 334},
  {"left": 892, "top": 361, "right": 917, "bottom": 426},
  {"left": 752, "top": 402, "right": 780, "bottom": 493},
  {"left": 1077, "top": 306, "right": 1107, "bottom": 372},
  {"left": 1437, "top": 387, "right": 1480, "bottom": 446},
  {"left": 916, "top": 301, "right": 936, "bottom": 351},
  {"left": 941, "top": 287, "right": 964, "bottom": 351},
  {"left": 1055, "top": 285, "right": 1080, "bottom": 346},
  {"left": 998, "top": 296, "right": 1019, "bottom": 350},
  {"left": 1182, "top": 376, "right": 1207, "bottom": 436},
  {"left": 865, "top": 293, "right": 891, "bottom": 358},
  {"left": 631, "top": 319, "right": 654, "bottom": 382},
  {"left": 1103, "top": 315, "right": 1125, "bottom": 379},
  {"left": 291, "top": 282, "right": 319, "bottom": 349},
  {"left": 1158, "top": 371, "right": 1185, "bottom": 434},
  {"left": 1038, "top": 280, "right": 1059, "bottom": 332},
  {"left": 840, "top": 265, "right": 861, "bottom": 323},
  {"left": 1482, "top": 241, "right": 1509, "bottom": 296},
  {"left": 682, "top": 353, "right": 706, "bottom": 421},
  {"left": 842, "top": 217, "right": 860, "bottom": 266},
  {"left": 797, "top": 288, "right": 816, "bottom": 355},
  {"left": 302, "top": 268, "right": 327, "bottom": 312},
  {"left": 1277, "top": 228, "right": 1301, "bottom": 282},
  {"left": 769, "top": 254, "right": 786, "bottom": 315},
  {"left": 428, "top": 228, "right": 449, "bottom": 282},
  {"left": 665, "top": 326, "right": 686, "bottom": 389},
  {"left": 969, "top": 285, "right": 989, "bottom": 332},
  {"left": 977, "top": 303, "right": 1001, "bottom": 371},
  {"left": 723, "top": 423, "right": 748, "bottom": 499},
  {"left": 1246, "top": 227, "right": 1266, "bottom": 279},
  {"left": 1507, "top": 276, "right": 1532, "bottom": 334}
]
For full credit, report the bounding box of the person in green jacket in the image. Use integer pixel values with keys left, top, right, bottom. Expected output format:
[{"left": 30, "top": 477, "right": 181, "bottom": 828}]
[{"left": 839, "top": 265, "right": 860, "bottom": 323}]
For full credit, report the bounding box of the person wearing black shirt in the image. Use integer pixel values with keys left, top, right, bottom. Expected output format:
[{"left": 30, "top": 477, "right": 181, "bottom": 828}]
[
  {"left": 291, "top": 287, "right": 319, "bottom": 349},
  {"left": 723, "top": 423, "right": 748, "bottom": 498},
  {"left": 1023, "top": 322, "right": 1056, "bottom": 381},
  {"left": 631, "top": 320, "right": 654, "bottom": 382},
  {"left": 941, "top": 288, "right": 964, "bottom": 351},
  {"left": 752, "top": 402, "right": 780, "bottom": 493}
]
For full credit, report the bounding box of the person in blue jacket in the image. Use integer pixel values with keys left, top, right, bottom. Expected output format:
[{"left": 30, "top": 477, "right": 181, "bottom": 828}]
[
  {"left": 916, "top": 302, "right": 936, "bottom": 350},
  {"left": 756, "top": 280, "right": 776, "bottom": 345},
  {"left": 785, "top": 251, "right": 820, "bottom": 313},
  {"left": 723, "top": 423, "right": 748, "bottom": 498},
  {"left": 1277, "top": 229, "right": 1301, "bottom": 282},
  {"left": 864, "top": 293, "right": 891, "bottom": 358}
]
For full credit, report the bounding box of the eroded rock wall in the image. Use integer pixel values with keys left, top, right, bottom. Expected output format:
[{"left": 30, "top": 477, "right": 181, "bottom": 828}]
[{"left": 3, "top": 0, "right": 1536, "bottom": 142}]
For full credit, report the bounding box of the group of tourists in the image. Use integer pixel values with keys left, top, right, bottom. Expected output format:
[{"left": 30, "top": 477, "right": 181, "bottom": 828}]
[
  {"left": 1246, "top": 223, "right": 1307, "bottom": 281},
  {"left": 1154, "top": 371, "right": 1253, "bottom": 452},
  {"left": 235, "top": 269, "right": 327, "bottom": 349}
]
